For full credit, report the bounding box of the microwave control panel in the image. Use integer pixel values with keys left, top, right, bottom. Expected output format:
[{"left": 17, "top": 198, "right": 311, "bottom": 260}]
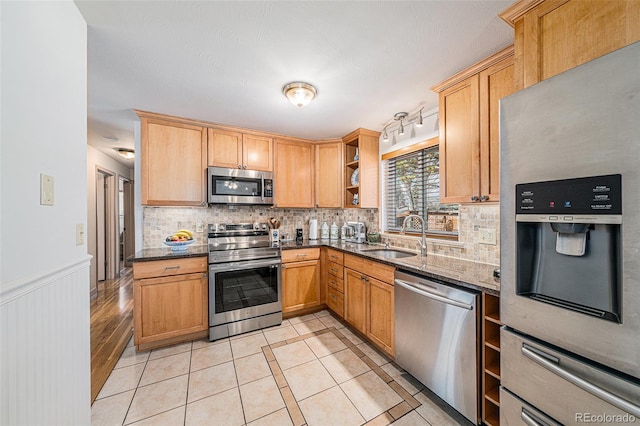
[{"left": 516, "top": 174, "right": 621, "bottom": 215}]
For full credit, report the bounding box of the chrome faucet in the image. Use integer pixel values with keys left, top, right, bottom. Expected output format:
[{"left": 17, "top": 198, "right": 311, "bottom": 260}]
[{"left": 401, "top": 214, "right": 428, "bottom": 257}]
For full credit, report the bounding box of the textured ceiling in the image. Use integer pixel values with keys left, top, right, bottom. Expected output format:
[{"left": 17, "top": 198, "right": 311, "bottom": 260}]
[{"left": 76, "top": 0, "right": 514, "bottom": 167}]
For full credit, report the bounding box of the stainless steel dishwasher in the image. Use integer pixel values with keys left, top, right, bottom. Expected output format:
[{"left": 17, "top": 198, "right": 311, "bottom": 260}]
[{"left": 394, "top": 269, "right": 479, "bottom": 424}]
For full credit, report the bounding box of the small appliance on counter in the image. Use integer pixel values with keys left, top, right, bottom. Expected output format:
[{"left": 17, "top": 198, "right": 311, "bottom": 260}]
[{"left": 345, "top": 221, "right": 366, "bottom": 244}]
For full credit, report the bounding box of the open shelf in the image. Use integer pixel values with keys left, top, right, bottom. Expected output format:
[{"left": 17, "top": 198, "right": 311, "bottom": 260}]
[{"left": 482, "top": 293, "right": 502, "bottom": 426}]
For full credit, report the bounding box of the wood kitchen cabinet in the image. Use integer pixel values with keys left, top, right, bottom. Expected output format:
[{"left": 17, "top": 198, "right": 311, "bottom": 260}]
[
  {"left": 138, "top": 113, "right": 208, "bottom": 206},
  {"left": 208, "top": 128, "right": 273, "bottom": 172},
  {"left": 344, "top": 253, "right": 395, "bottom": 356},
  {"left": 282, "top": 248, "right": 321, "bottom": 314},
  {"left": 431, "top": 47, "right": 514, "bottom": 204},
  {"left": 315, "top": 142, "right": 343, "bottom": 208},
  {"left": 274, "top": 138, "right": 315, "bottom": 208},
  {"left": 325, "top": 248, "right": 345, "bottom": 317},
  {"left": 500, "top": 0, "right": 640, "bottom": 91},
  {"left": 342, "top": 128, "right": 381, "bottom": 209},
  {"left": 133, "top": 257, "right": 208, "bottom": 351}
]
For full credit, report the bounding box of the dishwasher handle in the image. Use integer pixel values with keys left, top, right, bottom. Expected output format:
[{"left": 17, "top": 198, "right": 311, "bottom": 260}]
[{"left": 394, "top": 278, "right": 474, "bottom": 310}]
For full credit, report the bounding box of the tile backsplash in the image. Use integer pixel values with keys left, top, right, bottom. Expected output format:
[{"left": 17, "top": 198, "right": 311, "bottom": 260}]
[
  {"left": 143, "top": 206, "right": 378, "bottom": 247},
  {"left": 381, "top": 204, "right": 500, "bottom": 266},
  {"left": 143, "top": 203, "right": 499, "bottom": 266}
]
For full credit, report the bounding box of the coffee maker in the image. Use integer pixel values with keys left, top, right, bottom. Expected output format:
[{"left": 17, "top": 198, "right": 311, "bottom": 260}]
[{"left": 345, "top": 221, "right": 367, "bottom": 244}]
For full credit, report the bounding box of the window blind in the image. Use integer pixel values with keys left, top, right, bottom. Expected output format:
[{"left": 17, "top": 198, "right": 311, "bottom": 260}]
[{"left": 384, "top": 145, "right": 458, "bottom": 235}]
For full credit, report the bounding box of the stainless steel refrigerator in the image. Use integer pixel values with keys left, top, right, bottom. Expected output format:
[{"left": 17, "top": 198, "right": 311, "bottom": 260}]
[{"left": 500, "top": 41, "right": 640, "bottom": 424}]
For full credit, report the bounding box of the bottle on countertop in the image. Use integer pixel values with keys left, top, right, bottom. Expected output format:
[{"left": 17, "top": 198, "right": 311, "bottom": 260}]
[
  {"left": 320, "top": 221, "right": 330, "bottom": 239},
  {"left": 341, "top": 220, "right": 349, "bottom": 240},
  {"left": 330, "top": 222, "right": 339, "bottom": 240}
]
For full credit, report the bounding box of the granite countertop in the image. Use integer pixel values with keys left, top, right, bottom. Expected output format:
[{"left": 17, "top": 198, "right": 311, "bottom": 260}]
[
  {"left": 130, "top": 239, "right": 500, "bottom": 295},
  {"left": 281, "top": 239, "right": 500, "bottom": 295},
  {"left": 129, "top": 245, "right": 209, "bottom": 262}
]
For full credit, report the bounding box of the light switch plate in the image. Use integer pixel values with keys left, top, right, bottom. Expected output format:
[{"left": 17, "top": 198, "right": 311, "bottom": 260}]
[
  {"left": 40, "top": 174, "right": 54, "bottom": 205},
  {"left": 76, "top": 224, "right": 84, "bottom": 246}
]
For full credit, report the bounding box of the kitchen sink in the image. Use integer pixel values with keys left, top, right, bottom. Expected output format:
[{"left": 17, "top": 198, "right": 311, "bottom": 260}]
[{"left": 361, "top": 249, "right": 417, "bottom": 259}]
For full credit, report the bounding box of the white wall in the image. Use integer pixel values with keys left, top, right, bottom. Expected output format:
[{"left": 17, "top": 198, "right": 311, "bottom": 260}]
[
  {"left": 0, "top": 1, "right": 91, "bottom": 424},
  {"left": 87, "top": 145, "right": 133, "bottom": 293}
]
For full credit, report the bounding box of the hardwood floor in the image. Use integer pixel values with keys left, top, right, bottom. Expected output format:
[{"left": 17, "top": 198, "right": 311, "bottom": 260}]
[{"left": 90, "top": 268, "right": 134, "bottom": 404}]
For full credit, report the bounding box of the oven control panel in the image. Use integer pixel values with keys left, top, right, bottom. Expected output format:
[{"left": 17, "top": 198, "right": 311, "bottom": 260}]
[{"left": 516, "top": 174, "right": 621, "bottom": 215}]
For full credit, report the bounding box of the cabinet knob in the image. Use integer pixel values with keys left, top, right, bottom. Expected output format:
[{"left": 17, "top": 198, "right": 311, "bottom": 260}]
[
  {"left": 238, "top": 165, "right": 242, "bottom": 169},
  {"left": 480, "top": 195, "right": 489, "bottom": 202},
  {"left": 471, "top": 195, "right": 479, "bottom": 202},
  {"left": 243, "top": 165, "right": 247, "bottom": 169}
]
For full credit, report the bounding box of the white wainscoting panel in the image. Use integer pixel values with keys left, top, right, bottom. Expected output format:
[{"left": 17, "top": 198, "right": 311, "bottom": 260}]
[{"left": 0, "top": 258, "right": 91, "bottom": 425}]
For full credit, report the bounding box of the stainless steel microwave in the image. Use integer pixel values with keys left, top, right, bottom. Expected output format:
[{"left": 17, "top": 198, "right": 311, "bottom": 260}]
[{"left": 207, "top": 167, "right": 274, "bottom": 205}]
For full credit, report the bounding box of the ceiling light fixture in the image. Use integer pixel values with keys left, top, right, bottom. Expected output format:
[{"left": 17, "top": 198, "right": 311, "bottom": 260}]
[
  {"left": 282, "top": 82, "right": 317, "bottom": 107},
  {"left": 115, "top": 148, "right": 135, "bottom": 159},
  {"left": 416, "top": 107, "right": 424, "bottom": 127},
  {"left": 382, "top": 125, "right": 390, "bottom": 142},
  {"left": 394, "top": 112, "right": 408, "bottom": 136}
]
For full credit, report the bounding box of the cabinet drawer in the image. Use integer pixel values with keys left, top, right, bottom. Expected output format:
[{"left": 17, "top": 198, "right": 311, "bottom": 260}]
[
  {"left": 327, "top": 261, "right": 343, "bottom": 279},
  {"left": 344, "top": 254, "right": 395, "bottom": 284},
  {"left": 282, "top": 248, "right": 320, "bottom": 263},
  {"left": 327, "top": 275, "right": 344, "bottom": 293},
  {"left": 326, "top": 248, "right": 344, "bottom": 265},
  {"left": 326, "top": 286, "right": 344, "bottom": 318},
  {"left": 133, "top": 256, "right": 208, "bottom": 279}
]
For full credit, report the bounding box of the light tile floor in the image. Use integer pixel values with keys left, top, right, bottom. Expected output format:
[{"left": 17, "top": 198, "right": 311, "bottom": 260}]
[{"left": 91, "top": 310, "right": 471, "bottom": 426}]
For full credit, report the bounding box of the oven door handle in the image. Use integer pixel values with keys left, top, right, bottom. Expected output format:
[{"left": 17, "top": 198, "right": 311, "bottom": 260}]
[
  {"left": 209, "top": 258, "right": 281, "bottom": 272},
  {"left": 522, "top": 344, "right": 640, "bottom": 417}
]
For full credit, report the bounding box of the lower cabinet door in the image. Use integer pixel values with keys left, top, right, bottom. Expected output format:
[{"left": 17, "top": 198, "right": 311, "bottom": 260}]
[
  {"left": 134, "top": 272, "right": 208, "bottom": 344},
  {"left": 345, "top": 268, "right": 367, "bottom": 334},
  {"left": 282, "top": 260, "right": 320, "bottom": 313},
  {"left": 367, "top": 277, "right": 394, "bottom": 356}
]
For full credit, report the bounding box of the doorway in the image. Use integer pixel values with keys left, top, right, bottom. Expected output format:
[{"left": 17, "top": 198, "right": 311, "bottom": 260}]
[
  {"left": 96, "top": 168, "right": 117, "bottom": 284},
  {"left": 118, "top": 176, "right": 135, "bottom": 271}
]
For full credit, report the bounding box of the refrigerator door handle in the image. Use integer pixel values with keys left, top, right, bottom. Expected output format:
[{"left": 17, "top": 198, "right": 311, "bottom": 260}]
[
  {"left": 522, "top": 344, "right": 640, "bottom": 417},
  {"left": 521, "top": 408, "right": 550, "bottom": 426},
  {"left": 394, "top": 279, "right": 473, "bottom": 310}
]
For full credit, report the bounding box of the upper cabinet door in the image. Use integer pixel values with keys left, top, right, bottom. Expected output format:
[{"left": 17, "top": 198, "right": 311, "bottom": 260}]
[
  {"left": 315, "top": 142, "right": 343, "bottom": 208},
  {"left": 501, "top": 0, "right": 640, "bottom": 90},
  {"left": 243, "top": 134, "right": 273, "bottom": 172},
  {"left": 207, "top": 128, "right": 243, "bottom": 169},
  {"left": 479, "top": 57, "right": 514, "bottom": 203},
  {"left": 438, "top": 75, "right": 481, "bottom": 204},
  {"left": 274, "top": 138, "right": 314, "bottom": 208},
  {"left": 141, "top": 117, "right": 207, "bottom": 206}
]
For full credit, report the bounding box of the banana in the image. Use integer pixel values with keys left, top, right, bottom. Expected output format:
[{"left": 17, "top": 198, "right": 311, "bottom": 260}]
[
  {"left": 173, "top": 231, "right": 192, "bottom": 239},
  {"left": 177, "top": 229, "right": 194, "bottom": 239}
]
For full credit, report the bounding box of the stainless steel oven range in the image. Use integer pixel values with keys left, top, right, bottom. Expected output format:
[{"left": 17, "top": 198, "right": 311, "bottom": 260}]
[{"left": 208, "top": 223, "right": 282, "bottom": 340}]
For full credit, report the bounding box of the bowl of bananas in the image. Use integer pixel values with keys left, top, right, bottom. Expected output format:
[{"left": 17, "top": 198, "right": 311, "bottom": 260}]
[{"left": 163, "top": 229, "right": 195, "bottom": 251}]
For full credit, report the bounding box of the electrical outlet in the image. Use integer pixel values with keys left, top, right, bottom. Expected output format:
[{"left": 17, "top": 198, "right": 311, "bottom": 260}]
[
  {"left": 479, "top": 228, "right": 497, "bottom": 245},
  {"left": 40, "top": 174, "right": 54, "bottom": 205},
  {"left": 177, "top": 221, "right": 183, "bottom": 229},
  {"left": 196, "top": 220, "right": 203, "bottom": 233},
  {"left": 76, "top": 224, "right": 84, "bottom": 246}
]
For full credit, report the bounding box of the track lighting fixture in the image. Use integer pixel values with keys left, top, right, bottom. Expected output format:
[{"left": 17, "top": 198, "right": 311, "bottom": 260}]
[
  {"left": 394, "top": 112, "right": 408, "bottom": 136},
  {"left": 382, "top": 125, "right": 389, "bottom": 142},
  {"left": 416, "top": 107, "right": 424, "bottom": 127}
]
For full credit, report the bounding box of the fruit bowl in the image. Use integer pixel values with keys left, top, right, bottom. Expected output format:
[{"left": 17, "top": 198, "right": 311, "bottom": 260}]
[{"left": 163, "top": 239, "right": 195, "bottom": 251}]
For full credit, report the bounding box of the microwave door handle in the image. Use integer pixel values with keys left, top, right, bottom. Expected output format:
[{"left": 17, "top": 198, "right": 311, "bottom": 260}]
[
  {"left": 261, "top": 174, "right": 265, "bottom": 201},
  {"left": 521, "top": 344, "right": 640, "bottom": 417}
]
